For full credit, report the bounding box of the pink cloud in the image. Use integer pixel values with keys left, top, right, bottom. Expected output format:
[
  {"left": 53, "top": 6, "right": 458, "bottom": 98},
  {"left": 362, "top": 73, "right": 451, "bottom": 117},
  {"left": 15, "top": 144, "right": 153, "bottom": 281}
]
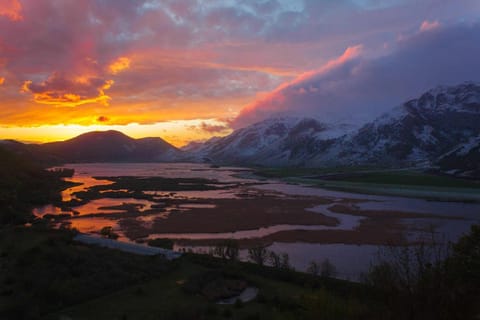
[
  {"left": 232, "top": 22, "right": 480, "bottom": 129},
  {"left": 232, "top": 45, "right": 363, "bottom": 128},
  {"left": 420, "top": 20, "right": 440, "bottom": 32},
  {"left": 0, "top": 0, "right": 478, "bottom": 130},
  {"left": 0, "top": 0, "right": 22, "bottom": 21}
]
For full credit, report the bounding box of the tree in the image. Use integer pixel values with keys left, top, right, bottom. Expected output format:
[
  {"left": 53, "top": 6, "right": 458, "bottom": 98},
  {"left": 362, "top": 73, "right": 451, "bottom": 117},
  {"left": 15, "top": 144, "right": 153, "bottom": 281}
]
[
  {"left": 213, "top": 239, "right": 239, "bottom": 261},
  {"left": 307, "top": 261, "right": 320, "bottom": 276},
  {"left": 248, "top": 246, "right": 268, "bottom": 266},
  {"left": 268, "top": 251, "right": 291, "bottom": 270},
  {"left": 320, "top": 259, "right": 337, "bottom": 278}
]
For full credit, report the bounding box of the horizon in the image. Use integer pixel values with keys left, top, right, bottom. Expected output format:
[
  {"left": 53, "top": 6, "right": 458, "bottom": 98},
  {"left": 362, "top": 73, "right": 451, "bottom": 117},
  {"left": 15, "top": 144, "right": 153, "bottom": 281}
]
[{"left": 1, "top": 1, "right": 480, "bottom": 146}]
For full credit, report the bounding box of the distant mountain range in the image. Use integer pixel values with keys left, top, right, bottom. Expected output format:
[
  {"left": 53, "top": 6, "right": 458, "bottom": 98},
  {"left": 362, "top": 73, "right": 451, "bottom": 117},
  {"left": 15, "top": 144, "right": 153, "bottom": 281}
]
[
  {"left": 187, "top": 82, "right": 480, "bottom": 177},
  {"left": 1, "top": 83, "right": 479, "bottom": 178},
  {"left": 1, "top": 130, "right": 181, "bottom": 163}
]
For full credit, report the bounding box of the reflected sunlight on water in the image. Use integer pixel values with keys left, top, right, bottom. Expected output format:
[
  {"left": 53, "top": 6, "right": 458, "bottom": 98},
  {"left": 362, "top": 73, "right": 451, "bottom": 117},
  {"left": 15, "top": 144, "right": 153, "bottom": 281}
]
[{"left": 33, "top": 163, "right": 480, "bottom": 280}]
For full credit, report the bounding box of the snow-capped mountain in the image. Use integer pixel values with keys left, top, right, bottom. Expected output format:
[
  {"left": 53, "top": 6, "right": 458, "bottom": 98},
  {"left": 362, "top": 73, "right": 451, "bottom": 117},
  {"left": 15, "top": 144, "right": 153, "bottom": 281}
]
[
  {"left": 186, "top": 117, "right": 356, "bottom": 166},
  {"left": 321, "top": 82, "right": 480, "bottom": 166},
  {"left": 191, "top": 82, "right": 480, "bottom": 169}
]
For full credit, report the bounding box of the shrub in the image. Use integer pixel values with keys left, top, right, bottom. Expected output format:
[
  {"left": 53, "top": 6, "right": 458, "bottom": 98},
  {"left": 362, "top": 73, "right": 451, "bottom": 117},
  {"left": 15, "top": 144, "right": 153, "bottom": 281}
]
[
  {"left": 222, "top": 308, "right": 233, "bottom": 318},
  {"left": 268, "top": 251, "right": 291, "bottom": 270},
  {"left": 248, "top": 246, "right": 267, "bottom": 266},
  {"left": 320, "top": 259, "right": 337, "bottom": 278},
  {"left": 307, "top": 261, "right": 320, "bottom": 276},
  {"left": 214, "top": 239, "right": 239, "bottom": 261},
  {"left": 147, "top": 238, "right": 173, "bottom": 250},
  {"left": 99, "top": 226, "right": 119, "bottom": 239},
  {"left": 234, "top": 298, "right": 244, "bottom": 309}
]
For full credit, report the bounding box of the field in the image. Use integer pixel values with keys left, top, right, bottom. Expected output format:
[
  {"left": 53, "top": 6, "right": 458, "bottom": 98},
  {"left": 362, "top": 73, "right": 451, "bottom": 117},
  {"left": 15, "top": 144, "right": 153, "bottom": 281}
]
[{"left": 255, "top": 168, "right": 480, "bottom": 202}]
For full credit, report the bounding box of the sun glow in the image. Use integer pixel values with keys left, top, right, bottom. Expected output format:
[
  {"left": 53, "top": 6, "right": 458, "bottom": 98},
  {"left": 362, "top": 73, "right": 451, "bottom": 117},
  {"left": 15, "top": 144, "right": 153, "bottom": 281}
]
[{"left": 0, "top": 119, "right": 232, "bottom": 147}]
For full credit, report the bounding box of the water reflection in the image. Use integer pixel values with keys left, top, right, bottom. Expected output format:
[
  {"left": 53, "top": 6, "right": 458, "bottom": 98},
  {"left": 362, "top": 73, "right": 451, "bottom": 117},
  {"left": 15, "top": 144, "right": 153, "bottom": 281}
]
[{"left": 33, "top": 163, "right": 480, "bottom": 280}]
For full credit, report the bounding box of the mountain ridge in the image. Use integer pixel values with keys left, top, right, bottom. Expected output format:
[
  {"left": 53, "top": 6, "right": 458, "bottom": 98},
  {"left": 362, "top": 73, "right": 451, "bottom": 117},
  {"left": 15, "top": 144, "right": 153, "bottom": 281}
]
[
  {"left": 40, "top": 130, "right": 181, "bottom": 163},
  {"left": 2, "top": 83, "right": 479, "bottom": 177},
  {"left": 190, "top": 82, "right": 480, "bottom": 177},
  {"left": 2, "top": 130, "right": 182, "bottom": 164}
]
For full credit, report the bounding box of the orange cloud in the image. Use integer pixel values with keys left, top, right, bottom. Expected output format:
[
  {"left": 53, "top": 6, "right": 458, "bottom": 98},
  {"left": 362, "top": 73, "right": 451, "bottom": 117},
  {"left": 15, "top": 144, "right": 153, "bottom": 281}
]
[
  {"left": 0, "top": 0, "right": 22, "bottom": 21},
  {"left": 0, "top": 77, "right": 5, "bottom": 85},
  {"left": 97, "top": 115, "right": 109, "bottom": 122},
  {"left": 108, "top": 57, "right": 131, "bottom": 74},
  {"left": 21, "top": 74, "right": 114, "bottom": 107}
]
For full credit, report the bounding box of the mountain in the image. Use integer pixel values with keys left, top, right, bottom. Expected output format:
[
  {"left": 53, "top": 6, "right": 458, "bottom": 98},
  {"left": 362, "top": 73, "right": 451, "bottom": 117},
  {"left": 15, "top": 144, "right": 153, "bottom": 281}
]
[
  {"left": 38, "top": 130, "right": 181, "bottom": 163},
  {"left": 320, "top": 82, "right": 480, "bottom": 167},
  {"left": 185, "top": 117, "right": 356, "bottom": 166},
  {"left": 191, "top": 82, "right": 480, "bottom": 170},
  {"left": 0, "top": 140, "right": 59, "bottom": 165}
]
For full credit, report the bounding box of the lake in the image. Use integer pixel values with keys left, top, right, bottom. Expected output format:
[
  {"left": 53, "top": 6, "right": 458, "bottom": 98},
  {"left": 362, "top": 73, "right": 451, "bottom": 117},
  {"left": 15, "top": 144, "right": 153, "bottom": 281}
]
[{"left": 34, "top": 163, "right": 480, "bottom": 280}]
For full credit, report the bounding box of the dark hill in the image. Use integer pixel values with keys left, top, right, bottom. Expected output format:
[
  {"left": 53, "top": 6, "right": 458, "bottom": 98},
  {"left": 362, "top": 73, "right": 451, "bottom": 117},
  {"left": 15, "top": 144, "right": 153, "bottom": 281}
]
[{"left": 38, "top": 130, "right": 181, "bottom": 163}]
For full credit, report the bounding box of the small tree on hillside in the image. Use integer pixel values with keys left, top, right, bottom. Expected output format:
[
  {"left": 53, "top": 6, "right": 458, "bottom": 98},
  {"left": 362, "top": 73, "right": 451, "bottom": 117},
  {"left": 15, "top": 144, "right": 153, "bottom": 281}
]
[
  {"left": 213, "top": 239, "right": 239, "bottom": 261},
  {"left": 320, "top": 258, "right": 337, "bottom": 278}
]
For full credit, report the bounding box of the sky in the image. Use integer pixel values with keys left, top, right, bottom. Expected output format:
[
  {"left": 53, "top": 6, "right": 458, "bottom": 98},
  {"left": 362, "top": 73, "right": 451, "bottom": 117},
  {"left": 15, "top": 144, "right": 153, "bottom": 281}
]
[{"left": 0, "top": 0, "right": 479, "bottom": 146}]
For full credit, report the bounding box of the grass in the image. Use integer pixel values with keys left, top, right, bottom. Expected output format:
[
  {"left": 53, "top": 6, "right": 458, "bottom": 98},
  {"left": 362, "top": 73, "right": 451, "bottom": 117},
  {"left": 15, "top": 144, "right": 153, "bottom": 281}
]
[
  {"left": 290, "top": 178, "right": 480, "bottom": 202},
  {"left": 254, "top": 167, "right": 480, "bottom": 202},
  {"left": 255, "top": 167, "right": 480, "bottom": 188},
  {"left": 0, "top": 225, "right": 171, "bottom": 319},
  {"left": 0, "top": 225, "right": 375, "bottom": 320},
  {"left": 45, "top": 252, "right": 373, "bottom": 320},
  {"left": 315, "top": 171, "right": 480, "bottom": 189}
]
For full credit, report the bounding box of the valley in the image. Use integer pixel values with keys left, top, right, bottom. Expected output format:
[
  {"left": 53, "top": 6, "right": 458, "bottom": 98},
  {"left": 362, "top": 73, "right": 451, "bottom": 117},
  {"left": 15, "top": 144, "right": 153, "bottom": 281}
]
[{"left": 33, "top": 162, "right": 480, "bottom": 280}]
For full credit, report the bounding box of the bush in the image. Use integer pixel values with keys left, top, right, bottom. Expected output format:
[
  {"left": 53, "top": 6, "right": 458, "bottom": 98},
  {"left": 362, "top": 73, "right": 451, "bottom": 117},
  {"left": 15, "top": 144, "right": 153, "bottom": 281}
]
[
  {"left": 147, "top": 238, "right": 173, "bottom": 250},
  {"left": 214, "top": 239, "right": 239, "bottom": 261},
  {"left": 320, "top": 259, "right": 337, "bottom": 278},
  {"left": 248, "top": 246, "right": 267, "bottom": 266},
  {"left": 234, "top": 298, "right": 244, "bottom": 309},
  {"left": 268, "top": 251, "right": 291, "bottom": 270},
  {"left": 364, "top": 227, "right": 480, "bottom": 319},
  {"left": 307, "top": 261, "right": 320, "bottom": 276},
  {"left": 205, "top": 304, "right": 218, "bottom": 316},
  {"left": 222, "top": 308, "right": 233, "bottom": 318},
  {"left": 99, "top": 226, "right": 119, "bottom": 239}
]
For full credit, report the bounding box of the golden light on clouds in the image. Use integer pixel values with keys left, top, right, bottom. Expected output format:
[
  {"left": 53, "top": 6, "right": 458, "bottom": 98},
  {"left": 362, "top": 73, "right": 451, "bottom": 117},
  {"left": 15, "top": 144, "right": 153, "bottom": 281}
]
[
  {"left": 0, "top": 119, "right": 232, "bottom": 147},
  {"left": 108, "top": 57, "right": 131, "bottom": 75},
  {"left": 21, "top": 78, "right": 114, "bottom": 107},
  {"left": 1, "top": 0, "right": 476, "bottom": 147}
]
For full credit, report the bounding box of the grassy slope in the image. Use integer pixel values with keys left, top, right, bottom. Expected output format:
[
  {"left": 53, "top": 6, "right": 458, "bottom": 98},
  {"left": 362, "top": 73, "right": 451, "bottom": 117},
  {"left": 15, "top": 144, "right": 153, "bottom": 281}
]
[
  {"left": 0, "top": 146, "right": 75, "bottom": 224},
  {"left": 255, "top": 167, "right": 480, "bottom": 201},
  {"left": 0, "top": 226, "right": 374, "bottom": 320},
  {"left": 46, "top": 253, "right": 371, "bottom": 320}
]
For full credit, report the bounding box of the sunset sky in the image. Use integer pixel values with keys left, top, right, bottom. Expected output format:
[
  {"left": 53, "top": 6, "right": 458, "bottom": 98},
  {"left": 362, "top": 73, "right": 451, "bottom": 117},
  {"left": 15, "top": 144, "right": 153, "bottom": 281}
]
[{"left": 1, "top": 0, "right": 479, "bottom": 146}]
